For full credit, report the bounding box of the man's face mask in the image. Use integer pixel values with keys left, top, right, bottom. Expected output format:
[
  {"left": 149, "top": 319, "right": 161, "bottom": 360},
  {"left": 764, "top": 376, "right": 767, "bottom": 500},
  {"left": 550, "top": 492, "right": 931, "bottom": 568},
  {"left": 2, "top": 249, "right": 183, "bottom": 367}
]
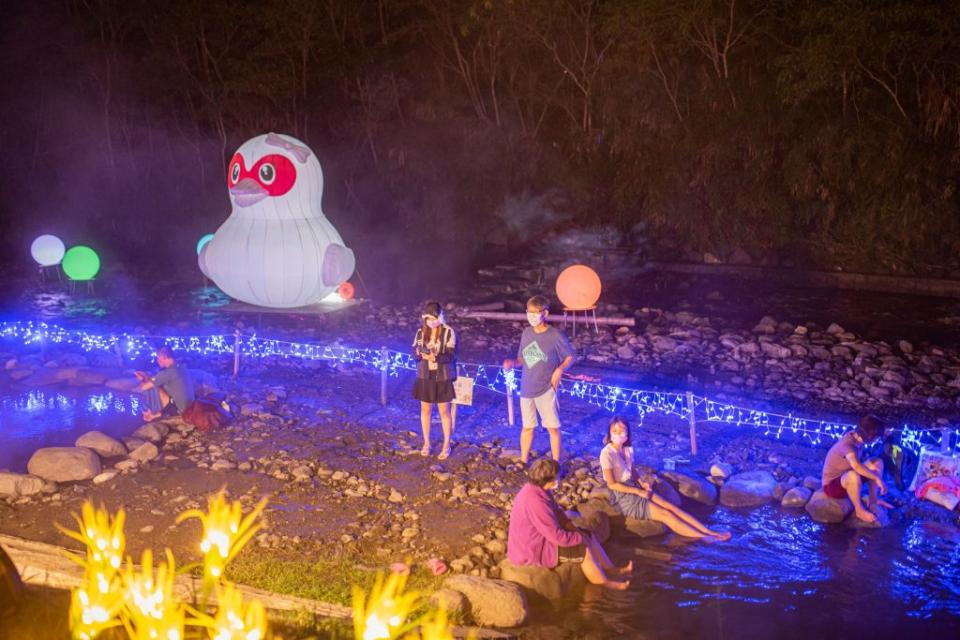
[{"left": 527, "top": 311, "right": 544, "bottom": 327}]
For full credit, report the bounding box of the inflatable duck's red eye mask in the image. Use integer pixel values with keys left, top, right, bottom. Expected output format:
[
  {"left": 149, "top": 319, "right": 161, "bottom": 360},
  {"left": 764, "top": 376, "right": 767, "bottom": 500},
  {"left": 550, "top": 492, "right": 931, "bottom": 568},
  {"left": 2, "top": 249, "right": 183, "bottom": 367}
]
[{"left": 227, "top": 153, "right": 297, "bottom": 197}]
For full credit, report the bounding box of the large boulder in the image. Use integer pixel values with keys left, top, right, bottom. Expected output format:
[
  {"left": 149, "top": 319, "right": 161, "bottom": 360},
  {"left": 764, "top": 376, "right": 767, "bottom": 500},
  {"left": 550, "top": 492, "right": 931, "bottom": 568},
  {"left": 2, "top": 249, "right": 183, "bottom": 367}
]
[
  {"left": 662, "top": 471, "right": 718, "bottom": 505},
  {"left": 429, "top": 588, "right": 468, "bottom": 618},
  {"left": 499, "top": 558, "right": 585, "bottom": 601},
  {"left": 655, "top": 478, "right": 682, "bottom": 506},
  {"left": 129, "top": 442, "right": 159, "bottom": 463},
  {"left": 0, "top": 471, "right": 46, "bottom": 497},
  {"left": 781, "top": 486, "right": 812, "bottom": 508},
  {"left": 805, "top": 489, "right": 853, "bottom": 523},
  {"left": 75, "top": 431, "right": 127, "bottom": 458},
  {"left": 443, "top": 575, "right": 527, "bottom": 627},
  {"left": 624, "top": 518, "right": 667, "bottom": 538},
  {"left": 132, "top": 422, "right": 169, "bottom": 443},
  {"left": 27, "top": 447, "right": 101, "bottom": 482},
  {"left": 720, "top": 470, "right": 777, "bottom": 507},
  {"left": 569, "top": 508, "right": 610, "bottom": 544}
]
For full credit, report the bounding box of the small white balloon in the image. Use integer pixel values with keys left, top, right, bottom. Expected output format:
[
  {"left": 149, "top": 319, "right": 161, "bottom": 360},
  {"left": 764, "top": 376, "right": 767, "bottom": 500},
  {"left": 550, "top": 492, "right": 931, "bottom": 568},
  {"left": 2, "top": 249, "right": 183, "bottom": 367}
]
[{"left": 31, "top": 234, "right": 66, "bottom": 266}]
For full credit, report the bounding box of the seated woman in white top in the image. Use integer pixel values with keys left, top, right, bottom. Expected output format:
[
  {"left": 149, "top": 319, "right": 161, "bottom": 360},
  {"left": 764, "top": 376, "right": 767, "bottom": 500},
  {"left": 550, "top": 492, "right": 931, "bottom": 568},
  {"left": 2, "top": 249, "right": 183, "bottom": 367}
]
[{"left": 600, "top": 416, "right": 731, "bottom": 542}]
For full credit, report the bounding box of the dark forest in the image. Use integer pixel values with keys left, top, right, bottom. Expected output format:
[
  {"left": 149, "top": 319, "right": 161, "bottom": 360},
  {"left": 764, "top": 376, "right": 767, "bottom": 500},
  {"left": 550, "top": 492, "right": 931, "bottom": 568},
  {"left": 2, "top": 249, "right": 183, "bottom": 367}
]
[{"left": 2, "top": 0, "right": 959, "bottom": 292}]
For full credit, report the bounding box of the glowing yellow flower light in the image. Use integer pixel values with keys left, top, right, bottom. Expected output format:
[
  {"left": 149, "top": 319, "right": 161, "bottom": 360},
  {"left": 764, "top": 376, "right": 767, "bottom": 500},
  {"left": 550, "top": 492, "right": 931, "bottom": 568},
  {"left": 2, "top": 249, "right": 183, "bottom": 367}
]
[
  {"left": 176, "top": 489, "right": 267, "bottom": 584},
  {"left": 70, "top": 579, "right": 124, "bottom": 640},
  {"left": 207, "top": 582, "right": 267, "bottom": 640},
  {"left": 352, "top": 572, "right": 421, "bottom": 640},
  {"left": 120, "top": 548, "right": 186, "bottom": 640},
  {"left": 60, "top": 502, "right": 126, "bottom": 575}
]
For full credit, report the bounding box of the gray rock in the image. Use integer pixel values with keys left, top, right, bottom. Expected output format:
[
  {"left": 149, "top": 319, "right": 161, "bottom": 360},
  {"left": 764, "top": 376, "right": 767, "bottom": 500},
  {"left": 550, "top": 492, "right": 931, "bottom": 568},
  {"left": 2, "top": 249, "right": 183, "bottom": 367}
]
[
  {"left": 75, "top": 431, "right": 127, "bottom": 458},
  {"left": 129, "top": 442, "right": 160, "bottom": 462},
  {"left": 291, "top": 465, "right": 313, "bottom": 480},
  {"left": 760, "top": 342, "right": 792, "bottom": 359},
  {"left": 132, "top": 422, "right": 169, "bottom": 443},
  {"left": 498, "top": 558, "right": 585, "bottom": 601},
  {"left": 443, "top": 575, "right": 528, "bottom": 627},
  {"left": 710, "top": 462, "right": 734, "bottom": 479},
  {"left": 662, "top": 471, "right": 717, "bottom": 505},
  {"left": 624, "top": 518, "right": 668, "bottom": 538},
  {"left": 123, "top": 437, "right": 148, "bottom": 451},
  {"left": 719, "top": 470, "right": 777, "bottom": 507},
  {"left": 429, "top": 588, "right": 469, "bottom": 618},
  {"left": 210, "top": 459, "right": 236, "bottom": 471},
  {"left": 115, "top": 459, "right": 139, "bottom": 471},
  {"left": 569, "top": 508, "right": 610, "bottom": 544},
  {"left": 0, "top": 471, "right": 45, "bottom": 497},
  {"left": 805, "top": 489, "right": 853, "bottom": 523},
  {"left": 655, "top": 478, "right": 682, "bottom": 506},
  {"left": 105, "top": 377, "right": 139, "bottom": 392},
  {"left": 803, "top": 476, "right": 821, "bottom": 491},
  {"left": 781, "top": 486, "right": 812, "bottom": 508},
  {"left": 92, "top": 470, "right": 120, "bottom": 485},
  {"left": 27, "top": 447, "right": 101, "bottom": 482}
]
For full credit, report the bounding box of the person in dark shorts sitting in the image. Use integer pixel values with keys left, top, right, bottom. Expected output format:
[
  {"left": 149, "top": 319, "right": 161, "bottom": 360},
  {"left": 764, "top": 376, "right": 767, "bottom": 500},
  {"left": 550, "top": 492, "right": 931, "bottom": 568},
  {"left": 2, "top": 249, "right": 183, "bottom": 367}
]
[
  {"left": 821, "top": 414, "right": 893, "bottom": 523},
  {"left": 135, "top": 346, "right": 194, "bottom": 422},
  {"left": 507, "top": 458, "right": 632, "bottom": 590}
]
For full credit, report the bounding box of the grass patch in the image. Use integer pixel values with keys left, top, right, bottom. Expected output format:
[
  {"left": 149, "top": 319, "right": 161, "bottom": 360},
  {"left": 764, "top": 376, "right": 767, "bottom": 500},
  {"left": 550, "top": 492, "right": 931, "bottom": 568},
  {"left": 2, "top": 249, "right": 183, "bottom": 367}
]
[{"left": 224, "top": 551, "right": 445, "bottom": 607}]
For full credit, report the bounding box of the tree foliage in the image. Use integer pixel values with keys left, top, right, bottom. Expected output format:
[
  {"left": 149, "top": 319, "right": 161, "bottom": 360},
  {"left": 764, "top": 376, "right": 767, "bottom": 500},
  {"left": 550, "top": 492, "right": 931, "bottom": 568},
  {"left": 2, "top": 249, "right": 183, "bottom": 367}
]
[{"left": 3, "top": 0, "right": 959, "bottom": 279}]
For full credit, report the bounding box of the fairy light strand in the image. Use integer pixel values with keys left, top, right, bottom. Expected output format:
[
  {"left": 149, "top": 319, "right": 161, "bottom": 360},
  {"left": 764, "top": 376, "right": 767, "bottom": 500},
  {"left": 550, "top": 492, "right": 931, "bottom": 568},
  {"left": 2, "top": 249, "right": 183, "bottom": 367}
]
[{"left": 1, "top": 320, "right": 956, "bottom": 456}]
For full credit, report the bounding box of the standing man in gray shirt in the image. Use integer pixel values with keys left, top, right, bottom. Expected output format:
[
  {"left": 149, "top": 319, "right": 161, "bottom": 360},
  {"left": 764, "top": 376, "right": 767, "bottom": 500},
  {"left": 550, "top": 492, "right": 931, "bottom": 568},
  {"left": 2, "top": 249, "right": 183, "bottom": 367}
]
[
  {"left": 135, "top": 346, "right": 195, "bottom": 422},
  {"left": 503, "top": 295, "right": 576, "bottom": 464}
]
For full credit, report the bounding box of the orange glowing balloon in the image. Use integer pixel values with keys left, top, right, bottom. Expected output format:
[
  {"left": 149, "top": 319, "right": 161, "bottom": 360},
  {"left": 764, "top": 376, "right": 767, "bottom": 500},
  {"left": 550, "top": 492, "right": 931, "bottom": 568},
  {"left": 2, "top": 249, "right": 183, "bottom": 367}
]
[
  {"left": 555, "top": 264, "right": 601, "bottom": 310},
  {"left": 338, "top": 281, "right": 355, "bottom": 300}
]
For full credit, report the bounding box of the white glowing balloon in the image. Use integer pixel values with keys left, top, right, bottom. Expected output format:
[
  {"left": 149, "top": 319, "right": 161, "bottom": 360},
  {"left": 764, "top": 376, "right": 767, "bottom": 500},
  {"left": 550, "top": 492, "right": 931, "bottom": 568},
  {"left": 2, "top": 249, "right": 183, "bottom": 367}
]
[
  {"left": 31, "top": 234, "right": 66, "bottom": 267},
  {"left": 203, "top": 133, "right": 356, "bottom": 308}
]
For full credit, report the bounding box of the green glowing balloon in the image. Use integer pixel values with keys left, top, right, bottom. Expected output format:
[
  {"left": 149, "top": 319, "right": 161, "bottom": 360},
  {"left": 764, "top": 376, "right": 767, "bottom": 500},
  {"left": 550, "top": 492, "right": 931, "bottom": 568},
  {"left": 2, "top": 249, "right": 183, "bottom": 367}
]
[{"left": 62, "top": 246, "right": 101, "bottom": 281}]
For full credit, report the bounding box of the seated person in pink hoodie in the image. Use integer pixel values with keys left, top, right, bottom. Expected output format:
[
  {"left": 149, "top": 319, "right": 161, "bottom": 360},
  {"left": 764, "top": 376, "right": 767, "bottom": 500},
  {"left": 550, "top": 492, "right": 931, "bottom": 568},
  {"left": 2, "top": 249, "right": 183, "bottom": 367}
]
[{"left": 507, "top": 458, "right": 632, "bottom": 591}]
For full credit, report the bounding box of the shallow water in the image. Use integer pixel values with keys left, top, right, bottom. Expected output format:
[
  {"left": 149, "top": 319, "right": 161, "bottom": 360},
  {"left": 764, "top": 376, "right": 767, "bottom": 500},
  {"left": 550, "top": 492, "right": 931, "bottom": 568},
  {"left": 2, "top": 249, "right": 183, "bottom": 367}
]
[
  {"left": 0, "top": 387, "right": 141, "bottom": 473},
  {"left": 553, "top": 505, "right": 960, "bottom": 638}
]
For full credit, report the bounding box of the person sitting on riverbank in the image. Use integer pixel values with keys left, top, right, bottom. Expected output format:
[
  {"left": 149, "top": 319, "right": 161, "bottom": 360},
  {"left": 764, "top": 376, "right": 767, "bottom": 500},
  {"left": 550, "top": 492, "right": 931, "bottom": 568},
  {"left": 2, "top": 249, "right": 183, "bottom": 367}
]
[
  {"left": 412, "top": 301, "right": 457, "bottom": 460},
  {"left": 508, "top": 458, "right": 632, "bottom": 591},
  {"left": 135, "top": 346, "right": 195, "bottom": 422},
  {"left": 601, "top": 417, "right": 731, "bottom": 541},
  {"left": 821, "top": 414, "right": 893, "bottom": 523}
]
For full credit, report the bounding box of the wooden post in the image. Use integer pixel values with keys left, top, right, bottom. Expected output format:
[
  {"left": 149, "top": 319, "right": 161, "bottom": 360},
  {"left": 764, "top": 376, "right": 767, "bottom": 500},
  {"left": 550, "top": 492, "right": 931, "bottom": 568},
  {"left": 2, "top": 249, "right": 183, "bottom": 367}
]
[
  {"left": 232, "top": 329, "right": 241, "bottom": 377},
  {"left": 942, "top": 428, "right": 951, "bottom": 453},
  {"left": 39, "top": 334, "right": 47, "bottom": 362},
  {"left": 451, "top": 402, "right": 458, "bottom": 433},
  {"left": 685, "top": 391, "right": 698, "bottom": 456},
  {"left": 507, "top": 386, "right": 515, "bottom": 427},
  {"left": 380, "top": 346, "right": 388, "bottom": 406}
]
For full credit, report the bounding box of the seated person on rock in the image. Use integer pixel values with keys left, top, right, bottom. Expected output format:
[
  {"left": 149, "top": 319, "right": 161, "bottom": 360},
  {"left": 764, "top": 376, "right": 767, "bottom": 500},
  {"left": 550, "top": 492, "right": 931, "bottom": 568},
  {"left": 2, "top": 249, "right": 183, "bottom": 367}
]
[
  {"left": 135, "top": 346, "right": 194, "bottom": 422},
  {"left": 508, "top": 457, "right": 632, "bottom": 591},
  {"left": 601, "top": 416, "right": 730, "bottom": 541},
  {"left": 821, "top": 414, "right": 893, "bottom": 523}
]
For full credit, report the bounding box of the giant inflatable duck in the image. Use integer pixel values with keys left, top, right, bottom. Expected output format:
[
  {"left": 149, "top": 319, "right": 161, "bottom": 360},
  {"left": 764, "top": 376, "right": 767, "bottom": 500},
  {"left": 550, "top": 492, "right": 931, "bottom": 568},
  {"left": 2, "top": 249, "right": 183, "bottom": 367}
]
[{"left": 200, "top": 133, "right": 355, "bottom": 308}]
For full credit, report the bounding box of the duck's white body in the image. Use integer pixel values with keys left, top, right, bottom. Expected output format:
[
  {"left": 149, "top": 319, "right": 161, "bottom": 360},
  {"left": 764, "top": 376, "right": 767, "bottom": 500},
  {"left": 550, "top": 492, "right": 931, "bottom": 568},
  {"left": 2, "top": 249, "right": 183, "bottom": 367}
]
[{"left": 200, "top": 133, "right": 355, "bottom": 308}]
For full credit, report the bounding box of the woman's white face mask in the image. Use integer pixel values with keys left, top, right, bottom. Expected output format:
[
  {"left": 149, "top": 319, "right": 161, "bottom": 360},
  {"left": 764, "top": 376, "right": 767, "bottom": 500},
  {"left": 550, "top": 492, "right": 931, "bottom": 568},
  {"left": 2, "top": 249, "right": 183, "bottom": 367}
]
[
  {"left": 527, "top": 311, "right": 544, "bottom": 327},
  {"left": 423, "top": 313, "right": 443, "bottom": 329}
]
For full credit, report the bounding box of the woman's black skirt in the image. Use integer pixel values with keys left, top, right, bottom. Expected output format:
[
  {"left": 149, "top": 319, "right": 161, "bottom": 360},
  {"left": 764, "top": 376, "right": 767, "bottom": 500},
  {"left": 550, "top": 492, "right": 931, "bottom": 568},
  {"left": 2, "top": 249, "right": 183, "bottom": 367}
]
[{"left": 413, "top": 370, "right": 456, "bottom": 404}]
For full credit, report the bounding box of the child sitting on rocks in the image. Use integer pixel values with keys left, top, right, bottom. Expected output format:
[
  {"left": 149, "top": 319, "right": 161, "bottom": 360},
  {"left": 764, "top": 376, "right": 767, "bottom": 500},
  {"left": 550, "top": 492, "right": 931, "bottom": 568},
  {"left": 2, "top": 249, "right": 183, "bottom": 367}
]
[
  {"left": 821, "top": 414, "right": 893, "bottom": 523},
  {"left": 508, "top": 458, "right": 632, "bottom": 590},
  {"left": 601, "top": 416, "right": 730, "bottom": 541}
]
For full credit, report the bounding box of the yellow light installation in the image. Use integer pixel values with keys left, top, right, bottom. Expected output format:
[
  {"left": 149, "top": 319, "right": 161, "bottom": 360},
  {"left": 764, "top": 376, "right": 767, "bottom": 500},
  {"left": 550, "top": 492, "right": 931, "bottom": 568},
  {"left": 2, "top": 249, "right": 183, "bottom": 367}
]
[
  {"left": 206, "top": 582, "right": 267, "bottom": 640},
  {"left": 120, "top": 549, "right": 185, "bottom": 640},
  {"left": 176, "top": 489, "right": 267, "bottom": 583},
  {"left": 352, "top": 571, "right": 421, "bottom": 640}
]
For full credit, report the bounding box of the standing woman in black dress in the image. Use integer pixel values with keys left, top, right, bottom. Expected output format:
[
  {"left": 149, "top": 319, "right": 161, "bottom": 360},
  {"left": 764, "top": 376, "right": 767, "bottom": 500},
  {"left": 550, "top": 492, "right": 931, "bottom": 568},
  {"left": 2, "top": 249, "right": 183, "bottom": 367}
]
[{"left": 412, "top": 301, "right": 458, "bottom": 459}]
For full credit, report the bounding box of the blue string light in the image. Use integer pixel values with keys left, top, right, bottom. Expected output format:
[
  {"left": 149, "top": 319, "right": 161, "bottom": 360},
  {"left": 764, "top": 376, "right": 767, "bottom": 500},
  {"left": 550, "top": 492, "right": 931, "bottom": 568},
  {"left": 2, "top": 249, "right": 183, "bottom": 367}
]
[{"left": 1, "top": 321, "right": 957, "bottom": 458}]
